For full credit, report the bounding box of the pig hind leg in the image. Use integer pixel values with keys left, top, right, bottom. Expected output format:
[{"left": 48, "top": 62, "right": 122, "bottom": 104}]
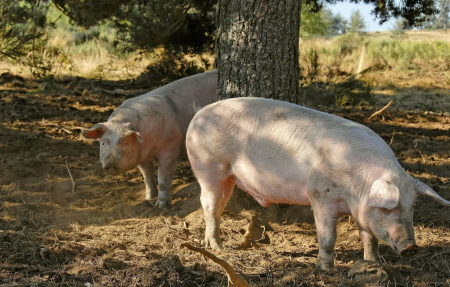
[
  {"left": 199, "top": 175, "right": 235, "bottom": 250},
  {"left": 138, "top": 161, "right": 158, "bottom": 200}
]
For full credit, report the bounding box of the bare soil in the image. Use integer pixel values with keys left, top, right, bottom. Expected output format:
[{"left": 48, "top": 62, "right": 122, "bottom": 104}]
[{"left": 1, "top": 73, "right": 450, "bottom": 286}]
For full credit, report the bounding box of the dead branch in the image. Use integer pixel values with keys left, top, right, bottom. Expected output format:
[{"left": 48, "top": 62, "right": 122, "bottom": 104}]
[
  {"left": 368, "top": 101, "right": 393, "bottom": 121},
  {"left": 65, "top": 157, "right": 77, "bottom": 192},
  {"left": 181, "top": 243, "right": 249, "bottom": 287}
]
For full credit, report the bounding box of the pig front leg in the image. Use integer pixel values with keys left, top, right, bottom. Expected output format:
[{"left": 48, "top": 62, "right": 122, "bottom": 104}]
[
  {"left": 313, "top": 207, "right": 337, "bottom": 270},
  {"left": 360, "top": 230, "right": 380, "bottom": 262},
  {"left": 154, "top": 156, "right": 178, "bottom": 208},
  {"left": 138, "top": 161, "right": 158, "bottom": 200}
]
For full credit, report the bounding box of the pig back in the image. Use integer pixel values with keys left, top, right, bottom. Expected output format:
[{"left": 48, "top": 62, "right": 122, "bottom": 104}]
[{"left": 148, "top": 70, "right": 218, "bottom": 134}]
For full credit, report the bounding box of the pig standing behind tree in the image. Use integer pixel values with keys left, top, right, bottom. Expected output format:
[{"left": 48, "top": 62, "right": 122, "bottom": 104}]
[
  {"left": 83, "top": 70, "right": 218, "bottom": 208},
  {"left": 186, "top": 97, "right": 450, "bottom": 270}
]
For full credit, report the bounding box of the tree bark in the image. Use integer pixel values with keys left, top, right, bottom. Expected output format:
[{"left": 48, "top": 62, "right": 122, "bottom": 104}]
[{"left": 216, "top": 0, "right": 301, "bottom": 103}]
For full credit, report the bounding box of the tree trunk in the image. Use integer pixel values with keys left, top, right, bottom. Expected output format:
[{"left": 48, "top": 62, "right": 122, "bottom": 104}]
[{"left": 216, "top": 0, "right": 301, "bottom": 103}]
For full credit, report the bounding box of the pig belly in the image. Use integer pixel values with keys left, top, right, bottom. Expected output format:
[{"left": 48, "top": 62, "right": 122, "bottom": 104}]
[{"left": 232, "top": 164, "right": 311, "bottom": 207}]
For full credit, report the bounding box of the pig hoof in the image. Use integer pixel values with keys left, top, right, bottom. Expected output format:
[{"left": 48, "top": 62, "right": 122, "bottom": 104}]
[
  {"left": 205, "top": 238, "right": 222, "bottom": 250},
  {"left": 154, "top": 198, "right": 170, "bottom": 208},
  {"left": 316, "top": 258, "right": 335, "bottom": 271},
  {"left": 145, "top": 191, "right": 158, "bottom": 201},
  {"left": 208, "top": 242, "right": 222, "bottom": 250}
]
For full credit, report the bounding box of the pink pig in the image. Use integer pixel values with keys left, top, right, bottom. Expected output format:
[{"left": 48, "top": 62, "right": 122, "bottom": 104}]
[
  {"left": 83, "top": 70, "right": 217, "bottom": 208},
  {"left": 186, "top": 97, "right": 450, "bottom": 270}
]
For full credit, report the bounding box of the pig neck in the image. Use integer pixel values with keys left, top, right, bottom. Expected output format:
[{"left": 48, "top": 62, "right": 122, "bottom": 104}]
[{"left": 137, "top": 123, "right": 160, "bottom": 162}]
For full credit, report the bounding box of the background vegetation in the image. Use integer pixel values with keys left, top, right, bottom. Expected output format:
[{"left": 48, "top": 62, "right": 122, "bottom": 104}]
[{"left": 1, "top": 0, "right": 450, "bottom": 107}]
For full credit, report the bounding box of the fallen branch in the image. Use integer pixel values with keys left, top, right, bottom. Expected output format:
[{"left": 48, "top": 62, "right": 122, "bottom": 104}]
[
  {"left": 368, "top": 101, "right": 393, "bottom": 121},
  {"left": 181, "top": 243, "right": 249, "bottom": 287},
  {"left": 65, "top": 157, "right": 77, "bottom": 192}
]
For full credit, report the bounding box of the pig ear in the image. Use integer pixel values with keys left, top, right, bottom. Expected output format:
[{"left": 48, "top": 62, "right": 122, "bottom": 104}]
[
  {"left": 120, "top": 123, "right": 143, "bottom": 143},
  {"left": 82, "top": 123, "right": 107, "bottom": 140},
  {"left": 366, "top": 179, "right": 399, "bottom": 210}
]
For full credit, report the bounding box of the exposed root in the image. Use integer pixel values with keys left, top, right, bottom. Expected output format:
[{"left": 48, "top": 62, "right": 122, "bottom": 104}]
[
  {"left": 237, "top": 215, "right": 255, "bottom": 249},
  {"left": 255, "top": 225, "right": 266, "bottom": 242},
  {"left": 368, "top": 101, "right": 393, "bottom": 121},
  {"left": 181, "top": 243, "right": 249, "bottom": 287}
]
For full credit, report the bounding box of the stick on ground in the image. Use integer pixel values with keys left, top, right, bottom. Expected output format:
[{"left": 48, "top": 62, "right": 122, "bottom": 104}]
[
  {"left": 181, "top": 243, "right": 249, "bottom": 287},
  {"left": 65, "top": 157, "right": 77, "bottom": 192},
  {"left": 368, "top": 101, "right": 393, "bottom": 121}
]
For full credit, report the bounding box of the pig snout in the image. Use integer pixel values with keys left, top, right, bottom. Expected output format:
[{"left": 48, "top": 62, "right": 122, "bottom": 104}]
[
  {"left": 400, "top": 244, "right": 419, "bottom": 257},
  {"left": 103, "top": 162, "right": 121, "bottom": 175}
]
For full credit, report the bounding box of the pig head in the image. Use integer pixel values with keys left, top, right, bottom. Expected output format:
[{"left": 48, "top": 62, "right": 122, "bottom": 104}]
[
  {"left": 352, "top": 177, "right": 450, "bottom": 269},
  {"left": 82, "top": 122, "right": 143, "bottom": 176}
]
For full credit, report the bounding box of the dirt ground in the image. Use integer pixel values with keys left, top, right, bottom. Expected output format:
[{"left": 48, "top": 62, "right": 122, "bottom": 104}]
[{"left": 1, "top": 72, "right": 450, "bottom": 286}]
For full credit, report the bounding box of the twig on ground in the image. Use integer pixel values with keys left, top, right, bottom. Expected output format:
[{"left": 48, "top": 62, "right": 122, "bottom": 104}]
[
  {"left": 40, "top": 121, "right": 85, "bottom": 133},
  {"left": 65, "top": 157, "right": 77, "bottom": 192},
  {"left": 346, "top": 216, "right": 353, "bottom": 231},
  {"left": 415, "top": 148, "right": 427, "bottom": 163},
  {"left": 181, "top": 243, "right": 249, "bottom": 287},
  {"left": 368, "top": 101, "right": 393, "bottom": 121},
  {"left": 32, "top": 106, "right": 41, "bottom": 114},
  {"left": 420, "top": 251, "right": 450, "bottom": 271},
  {"left": 389, "top": 131, "right": 395, "bottom": 146}
]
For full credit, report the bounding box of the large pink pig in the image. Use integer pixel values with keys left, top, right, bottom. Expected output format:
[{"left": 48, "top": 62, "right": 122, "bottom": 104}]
[
  {"left": 83, "top": 70, "right": 217, "bottom": 208},
  {"left": 186, "top": 97, "right": 450, "bottom": 270}
]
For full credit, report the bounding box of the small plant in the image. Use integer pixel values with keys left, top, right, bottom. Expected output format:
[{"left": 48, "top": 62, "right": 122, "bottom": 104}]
[{"left": 301, "top": 48, "right": 321, "bottom": 83}]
